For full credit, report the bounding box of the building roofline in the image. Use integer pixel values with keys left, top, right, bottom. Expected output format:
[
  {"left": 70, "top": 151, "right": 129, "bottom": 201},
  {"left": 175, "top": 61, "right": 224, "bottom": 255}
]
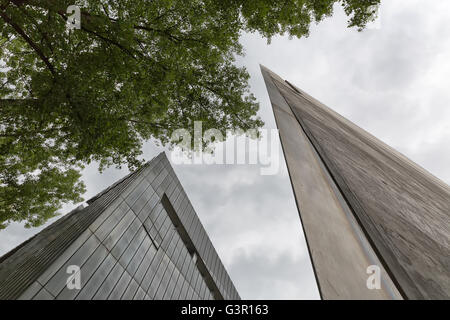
[{"left": 0, "top": 153, "right": 165, "bottom": 299}]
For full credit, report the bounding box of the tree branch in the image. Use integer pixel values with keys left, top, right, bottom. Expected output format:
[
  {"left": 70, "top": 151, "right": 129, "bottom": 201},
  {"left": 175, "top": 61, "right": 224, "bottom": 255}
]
[
  {"left": 0, "top": 10, "right": 56, "bottom": 75},
  {"left": 134, "top": 24, "right": 209, "bottom": 46},
  {"left": 0, "top": 126, "right": 67, "bottom": 137},
  {"left": 0, "top": 98, "right": 38, "bottom": 108},
  {"left": 14, "top": 3, "right": 54, "bottom": 54},
  {"left": 56, "top": 11, "right": 140, "bottom": 60}
]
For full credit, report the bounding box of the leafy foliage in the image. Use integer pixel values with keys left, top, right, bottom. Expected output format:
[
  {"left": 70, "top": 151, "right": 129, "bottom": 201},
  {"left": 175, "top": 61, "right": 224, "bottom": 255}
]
[{"left": 0, "top": 0, "right": 380, "bottom": 228}]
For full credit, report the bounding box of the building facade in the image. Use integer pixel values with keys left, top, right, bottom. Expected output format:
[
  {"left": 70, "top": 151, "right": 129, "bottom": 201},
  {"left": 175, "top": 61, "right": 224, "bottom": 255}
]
[
  {"left": 261, "top": 65, "right": 450, "bottom": 300},
  {"left": 0, "top": 152, "right": 239, "bottom": 300}
]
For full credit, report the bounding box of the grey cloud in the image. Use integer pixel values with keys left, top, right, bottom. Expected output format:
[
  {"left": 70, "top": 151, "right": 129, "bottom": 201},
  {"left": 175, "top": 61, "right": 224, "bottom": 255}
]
[{"left": 228, "top": 249, "right": 319, "bottom": 299}]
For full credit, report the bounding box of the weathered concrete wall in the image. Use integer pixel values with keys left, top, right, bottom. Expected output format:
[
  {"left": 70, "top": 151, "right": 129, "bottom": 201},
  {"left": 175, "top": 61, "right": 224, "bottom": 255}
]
[{"left": 261, "top": 65, "right": 450, "bottom": 300}]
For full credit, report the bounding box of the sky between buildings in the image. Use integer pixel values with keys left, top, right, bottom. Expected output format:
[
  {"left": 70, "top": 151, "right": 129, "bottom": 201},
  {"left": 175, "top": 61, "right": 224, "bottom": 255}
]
[{"left": 1, "top": 0, "right": 449, "bottom": 299}]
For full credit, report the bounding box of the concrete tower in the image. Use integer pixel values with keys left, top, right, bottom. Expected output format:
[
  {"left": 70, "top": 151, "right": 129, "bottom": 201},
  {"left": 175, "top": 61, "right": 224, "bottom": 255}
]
[{"left": 261, "top": 66, "right": 450, "bottom": 300}]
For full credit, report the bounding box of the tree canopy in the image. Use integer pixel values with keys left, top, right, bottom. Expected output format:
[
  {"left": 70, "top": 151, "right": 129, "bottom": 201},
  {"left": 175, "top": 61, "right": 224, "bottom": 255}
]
[{"left": 0, "top": 0, "right": 380, "bottom": 228}]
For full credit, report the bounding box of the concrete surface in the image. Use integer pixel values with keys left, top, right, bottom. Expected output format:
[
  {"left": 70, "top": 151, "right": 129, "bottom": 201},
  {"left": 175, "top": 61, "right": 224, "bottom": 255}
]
[{"left": 261, "top": 65, "right": 450, "bottom": 300}]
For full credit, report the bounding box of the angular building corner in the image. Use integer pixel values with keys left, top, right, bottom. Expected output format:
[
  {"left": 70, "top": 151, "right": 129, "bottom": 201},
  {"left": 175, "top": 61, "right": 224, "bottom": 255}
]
[
  {"left": 260, "top": 65, "right": 450, "bottom": 300},
  {"left": 0, "top": 152, "right": 240, "bottom": 300}
]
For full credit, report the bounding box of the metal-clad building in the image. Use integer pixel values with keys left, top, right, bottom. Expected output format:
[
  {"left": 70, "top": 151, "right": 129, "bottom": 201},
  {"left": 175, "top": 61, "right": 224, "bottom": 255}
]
[
  {"left": 261, "top": 65, "right": 450, "bottom": 300},
  {"left": 0, "top": 152, "right": 239, "bottom": 300}
]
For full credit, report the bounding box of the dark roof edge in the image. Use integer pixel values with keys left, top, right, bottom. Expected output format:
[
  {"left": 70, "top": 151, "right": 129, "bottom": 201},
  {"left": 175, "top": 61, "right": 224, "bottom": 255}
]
[{"left": 0, "top": 205, "right": 85, "bottom": 265}]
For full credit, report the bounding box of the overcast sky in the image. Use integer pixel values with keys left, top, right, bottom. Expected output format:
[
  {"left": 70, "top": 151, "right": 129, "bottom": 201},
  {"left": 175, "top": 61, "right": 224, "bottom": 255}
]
[{"left": 1, "top": 0, "right": 450, "bottom": 300}]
